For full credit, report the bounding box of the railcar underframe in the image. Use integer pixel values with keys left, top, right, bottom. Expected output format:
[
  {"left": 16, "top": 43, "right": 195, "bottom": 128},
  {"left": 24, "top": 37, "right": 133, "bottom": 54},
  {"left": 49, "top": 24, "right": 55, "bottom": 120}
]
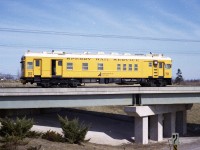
[{"left": 21, "top": 76, "right": 172, "bottom": 88}]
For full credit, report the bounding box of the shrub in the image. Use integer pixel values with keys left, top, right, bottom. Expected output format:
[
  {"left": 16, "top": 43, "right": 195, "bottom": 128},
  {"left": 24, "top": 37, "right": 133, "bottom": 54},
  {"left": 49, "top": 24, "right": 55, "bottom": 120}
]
[
  {"left": 0, "top": 116, "right": 34, "bottom": 149},
  {"left": 27, "top": 131, "right": 42, "bottom": 138},
  {"left": 58, "top": 115, "right": 89, "bottom": 144},
  {"left": 0, "top": 117, "right": 34, "bottom": 139},
  {"left": 0, "top": 134, "right": 22, "bottom": 150},
  {"left": 42, "top": 130, "right": 64, "bottom": 142}
]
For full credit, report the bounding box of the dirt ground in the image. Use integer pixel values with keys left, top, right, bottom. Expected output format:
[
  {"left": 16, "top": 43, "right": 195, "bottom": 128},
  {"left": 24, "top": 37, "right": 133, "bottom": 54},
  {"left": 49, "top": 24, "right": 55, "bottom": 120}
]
[{"left": 10, "top": 138, "right": 167, "bottom": 150}]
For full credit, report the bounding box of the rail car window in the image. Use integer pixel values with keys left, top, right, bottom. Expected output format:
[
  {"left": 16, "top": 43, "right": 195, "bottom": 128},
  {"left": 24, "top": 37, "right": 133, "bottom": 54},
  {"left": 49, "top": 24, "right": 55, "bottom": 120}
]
[
  {"left": 165, "top": 64, "right": 171, "bottom": 69},
  {"left": 129, "top": 64, "right": 132, "bottom": 71},
  {"left": 134, "top": 64, "right": 138, "bottom": 71},
  {"left": 159, "top": 62, "right": 162, "bottom": 68},
  {"left": 149, "top": 62, "right": 152, "bottom": 67},
  {"left": 27, "top": 62, "right": 33, "bottom": 69},
  {"left": 67, "top": 63, "right": 73, "bottom": 70},
  {"left": 58, "top": 61, "right": 62, "bottom": 66},
  {"left": 123, "top": 64, "right": 126, "bottom": 71},
  {"left": 82, "top": 63, "right": 88, "bottom": 70},
  {"left": 98, "top": 63, "right": 103, "bottom": 70},
  {"left": 117, "top": 64, "right": 121, "bottom": 71},
  {"left": 35, "top": 60, "right": 40, "bottom": 67}
]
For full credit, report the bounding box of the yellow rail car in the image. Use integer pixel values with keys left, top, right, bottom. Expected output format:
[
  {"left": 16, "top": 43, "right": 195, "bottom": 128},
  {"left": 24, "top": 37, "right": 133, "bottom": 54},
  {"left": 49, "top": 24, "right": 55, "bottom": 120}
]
[{"left": 20, "top": 51, "right": 172, "bottom": 87}]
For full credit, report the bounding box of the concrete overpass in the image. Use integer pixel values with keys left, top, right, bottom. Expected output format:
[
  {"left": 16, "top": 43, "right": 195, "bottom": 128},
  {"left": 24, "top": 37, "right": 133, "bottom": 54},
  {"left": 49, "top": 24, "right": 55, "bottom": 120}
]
[{"left": 0, "top": 86, "right": 200, "bottom": 144}]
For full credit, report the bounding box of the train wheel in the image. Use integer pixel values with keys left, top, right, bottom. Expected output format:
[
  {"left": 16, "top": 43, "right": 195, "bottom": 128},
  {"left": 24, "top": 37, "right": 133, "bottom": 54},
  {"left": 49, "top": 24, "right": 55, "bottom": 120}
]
[{"left": 41, "top": 83, "right": 50, "bottom": 88}]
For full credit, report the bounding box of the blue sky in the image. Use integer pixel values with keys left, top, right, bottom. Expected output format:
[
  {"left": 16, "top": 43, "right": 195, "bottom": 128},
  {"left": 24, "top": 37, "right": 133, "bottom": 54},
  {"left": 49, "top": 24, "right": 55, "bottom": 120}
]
[{"left": 0, "top": 0, "right": 200, "bottom": 79}]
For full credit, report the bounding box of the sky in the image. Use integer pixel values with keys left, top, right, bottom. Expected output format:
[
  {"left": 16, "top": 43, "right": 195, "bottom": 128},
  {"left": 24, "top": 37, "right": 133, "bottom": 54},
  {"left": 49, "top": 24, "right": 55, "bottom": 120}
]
[{"left": 0, "top": 0, "right": 200, "bottom": 79}]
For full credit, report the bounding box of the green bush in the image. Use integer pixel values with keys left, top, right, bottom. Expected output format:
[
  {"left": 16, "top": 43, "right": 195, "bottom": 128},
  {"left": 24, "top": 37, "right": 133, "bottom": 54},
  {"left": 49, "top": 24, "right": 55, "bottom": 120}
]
[
  {"left": 0, "top": 116, "right": 34, "bottom": 149},
  {"left": 58, "top": 115, "right": 89, "bottom": 144},
  {"left": 0, "top": 134, "right": 22, "bottom": 150},
  {"left": 0, "top": 117, "right": 34, "bottom": 139},
  {"left": 42, "top": 130, "right": 64, "bottom": 142},
  {"left": 27, "top": 131, "right": 42, "bottom": 138}
]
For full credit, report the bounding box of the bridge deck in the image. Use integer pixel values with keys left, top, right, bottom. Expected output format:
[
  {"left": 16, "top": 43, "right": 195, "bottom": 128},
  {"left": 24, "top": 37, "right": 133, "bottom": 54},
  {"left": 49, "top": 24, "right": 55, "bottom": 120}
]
[
  {"left": 0, "top": 87, "right": 200, "bottom": 96},
  {"left": 0, "top": 87, "right": 199, "bottom": 108}
]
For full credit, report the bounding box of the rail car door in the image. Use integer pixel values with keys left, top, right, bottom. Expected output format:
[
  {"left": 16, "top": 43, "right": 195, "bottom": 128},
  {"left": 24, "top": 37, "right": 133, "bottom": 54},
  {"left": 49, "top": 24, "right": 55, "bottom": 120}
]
[
  {"left": 158, "top": 62, "right": 164, "bottom": 77},
  {"left": 51, "top": 60, "right": 62, "bottom": 76},
  {"left": 33, "top": 59, "right": 41, "bottom": 75}
]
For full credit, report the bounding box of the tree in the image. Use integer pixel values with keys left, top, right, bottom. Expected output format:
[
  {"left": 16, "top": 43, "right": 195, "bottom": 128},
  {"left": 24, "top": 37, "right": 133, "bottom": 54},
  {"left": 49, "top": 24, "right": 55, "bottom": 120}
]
[
  {"left": 175, "top": 68, "right": 184, "bottom": 84},
  {"left": 0, "top": 73, "right": 14, "bottom": 80}
]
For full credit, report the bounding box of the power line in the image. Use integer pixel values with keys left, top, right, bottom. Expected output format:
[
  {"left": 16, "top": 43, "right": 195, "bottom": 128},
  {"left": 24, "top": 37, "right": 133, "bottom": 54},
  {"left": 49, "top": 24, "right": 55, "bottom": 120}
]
[
  {"left": 0, "top": 43, "right": 200, "bottom": 55},
  {"left": 0, "top": 27, "right": 200, "bottom": 43}
]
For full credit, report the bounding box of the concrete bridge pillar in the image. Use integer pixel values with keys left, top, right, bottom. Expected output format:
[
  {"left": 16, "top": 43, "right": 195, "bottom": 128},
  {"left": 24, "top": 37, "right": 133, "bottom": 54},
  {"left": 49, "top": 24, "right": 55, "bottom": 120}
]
[
  {"left": 124, "top": 104, "right": 192, "bottom": 144},
  {"left": 176, "top": 110, "right": 187, "bottom": 135},
  {"left": 134, "top": 116, "right": 148, "bottom": 144},
  {"left": 163, "top": 112, "right": 176, "bottom": 137},
  {"left": 150, "top": 114, "right": 163, "bottom": 141}
]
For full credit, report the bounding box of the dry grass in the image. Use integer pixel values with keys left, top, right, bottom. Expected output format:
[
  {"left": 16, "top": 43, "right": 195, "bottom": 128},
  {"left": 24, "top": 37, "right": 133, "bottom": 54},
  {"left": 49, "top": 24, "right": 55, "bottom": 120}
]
[
  {"left": 76, "top": 106, "right": 126, "bottom": 115},
  {"left": 0, "top": 80, "right": 36, "bottom": 88},
  {"left": 187, "top": 104, "right": 200, "bottom": 124}
]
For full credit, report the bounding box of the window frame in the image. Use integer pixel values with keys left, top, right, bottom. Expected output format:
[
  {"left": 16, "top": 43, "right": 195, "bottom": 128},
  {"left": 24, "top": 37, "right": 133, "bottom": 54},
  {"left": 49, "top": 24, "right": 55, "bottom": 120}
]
[
  {"left": 117, "top": 64, "right": 121, "bottom": 71},
  {"left": 123, "top": 64, "right": 126, "bottom": 71},
  {"left": 159, "top": 62, "right": 162, "bottom": 68},
  {"left": 149, "top": 62, "right": 152, "bottom": 67},
  {"left": 134, "top": 64, "right": 138, "bottom": 71},
  {"left": 27, "top": 62, "right": 33, "bottom": 70},
  {"left": 58, "top": 60, "right": 62, "bottom": 66},
  {"left": 82, "top": 63, "right": 88, "bottom": 70},
  {"left": 35, "top": 60, "right": 40, "bottom": 67},
  {"left": 67, "top": 62, "right": 73, "bottom": 70},
  {"left": 129, "top": 64, "right": 132, "bottom": 71},
  {"left": 165, "top": 64, "right": 171, "bottom": 69},
  {"left": 98, "top": 63, "right": 104, "bottom": 70}
]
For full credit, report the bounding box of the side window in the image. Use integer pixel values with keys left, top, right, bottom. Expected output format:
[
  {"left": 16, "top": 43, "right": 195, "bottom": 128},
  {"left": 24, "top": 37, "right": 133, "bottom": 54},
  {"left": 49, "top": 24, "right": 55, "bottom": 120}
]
[
  {"left": 82, "top": 63, "right": 88, "bottom": 70},
  {"left": 134, "top": 64, "right": 138, "bottom": 71},
  {"left": 159, "top": 62, "right": 162, "bottom": 68},
  {"left": 58, "top": 61, "right": 62, "bottom": 66},
  {"left": 35, "top": 60, "right": 40, "bottom": 67},
  {"left": 98, "top": 63, "right": 103, "bottom": 70},
  {"left": 67, "top": 63, "right": 73, "bottom": 70},
  {"left": 27, "top": 62, "right": 33, "bottom": 69},
  {"left": 165, "top": 64, "right": 171, "bottom": 69},
  {"left": 123, "top": 64, "right": 126, "bottom": 71},
  {"left": 129, "top": 64, "right": 132, "bottom": 71},
  {"left": 117, "top": 64, "right": 121, "bottom": 71},
  {"left": 149, "top": 62, "right": 152, "bottom": 67}
]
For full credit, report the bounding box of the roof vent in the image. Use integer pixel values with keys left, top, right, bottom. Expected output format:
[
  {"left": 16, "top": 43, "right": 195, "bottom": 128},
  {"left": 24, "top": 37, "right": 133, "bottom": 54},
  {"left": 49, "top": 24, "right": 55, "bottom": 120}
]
[
  {"left": 111, "top": 52, "right": 119, "bottom": 55},
  {"left": 52, "top": 50, "right": 65, "bottom": 54},
  {"left": 124, "top": 53, "right": 131, "bottom": 56},
  {"left": 83, "top": 51, "right": 91, "bottom": 54},
  {"left": 98, "top": 52, "right": 105, "bottom": 55}
]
